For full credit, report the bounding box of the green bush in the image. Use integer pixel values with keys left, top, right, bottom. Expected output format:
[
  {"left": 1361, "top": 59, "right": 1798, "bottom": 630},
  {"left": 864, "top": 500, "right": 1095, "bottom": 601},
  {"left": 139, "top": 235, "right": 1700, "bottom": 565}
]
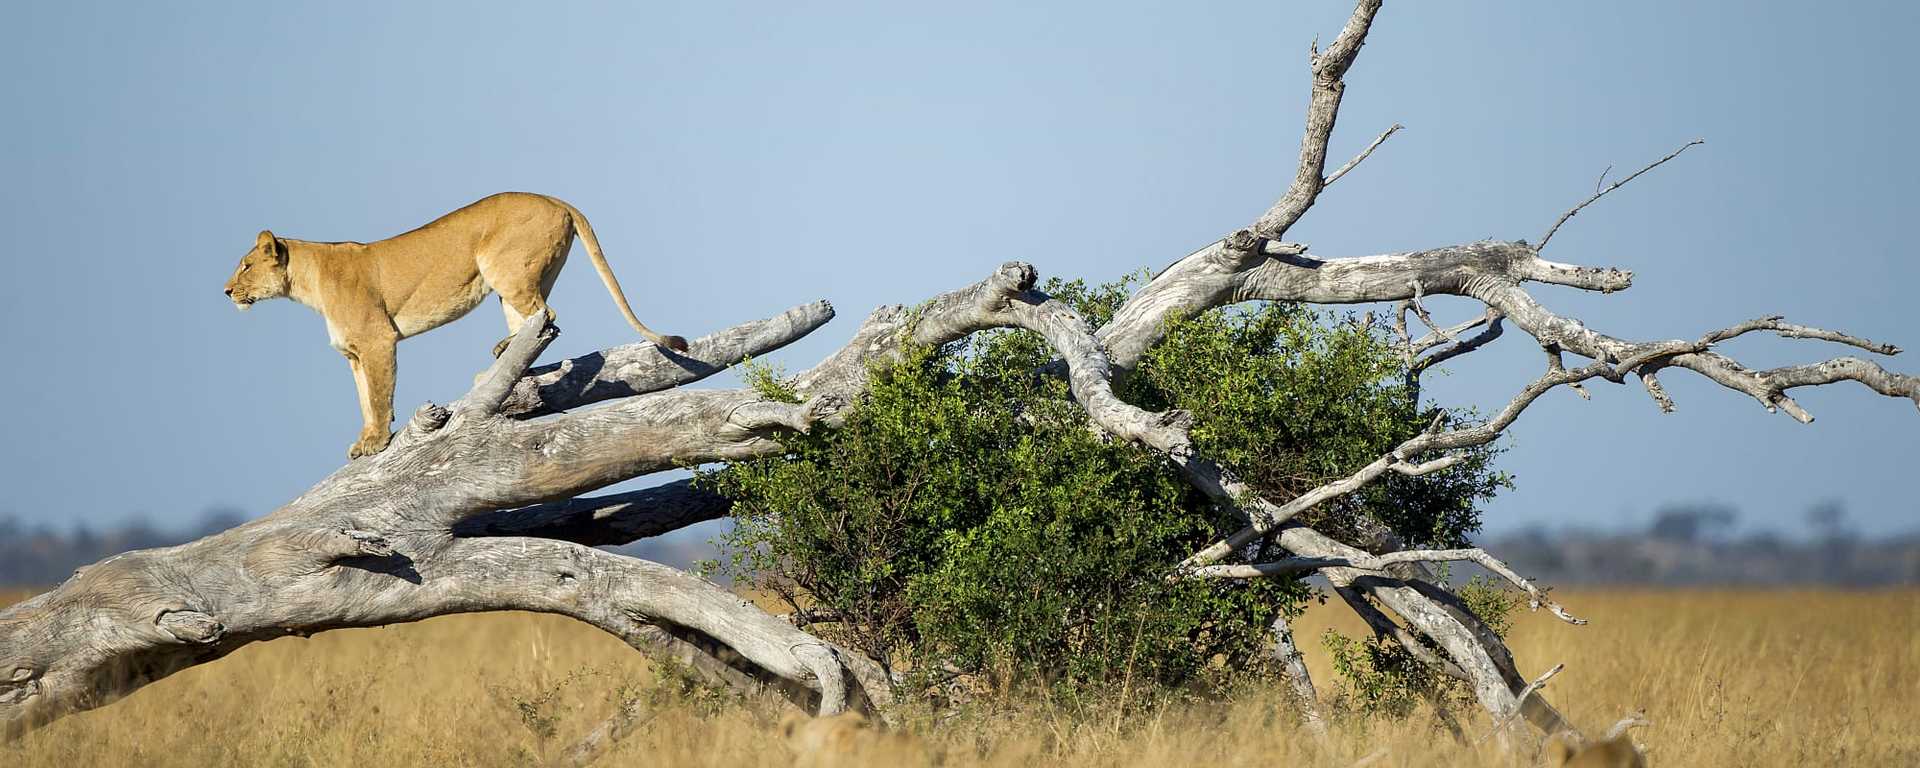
[{"left": 704, "top": 273, "right": 1508, "bottom": 708}]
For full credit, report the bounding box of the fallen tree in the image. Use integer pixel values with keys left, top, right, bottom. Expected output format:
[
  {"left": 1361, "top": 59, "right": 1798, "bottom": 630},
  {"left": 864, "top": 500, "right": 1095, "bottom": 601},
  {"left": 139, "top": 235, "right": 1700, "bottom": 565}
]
[{"left": 4, "top": 0, "right": 1916, "bottom": 761}]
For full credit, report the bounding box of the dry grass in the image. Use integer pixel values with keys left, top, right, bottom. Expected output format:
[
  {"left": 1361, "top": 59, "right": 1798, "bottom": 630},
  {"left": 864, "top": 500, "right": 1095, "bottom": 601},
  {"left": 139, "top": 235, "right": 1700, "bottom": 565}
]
[{"left": 3, "top": 588, "right": 1915, "bottom": 767}]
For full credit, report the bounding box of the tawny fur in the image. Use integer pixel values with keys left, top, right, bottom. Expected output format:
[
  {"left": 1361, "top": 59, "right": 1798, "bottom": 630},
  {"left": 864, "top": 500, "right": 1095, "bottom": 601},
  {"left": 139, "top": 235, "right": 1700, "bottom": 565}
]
[
  {"left": 1549, "top": 733, "right": 1646, "bottom": 768},
  {"left": 224, "top": 192, "right": 687, "bottom": 459},
  {"left": 778, "top": 711, "right": 931, "bottom": 768}
]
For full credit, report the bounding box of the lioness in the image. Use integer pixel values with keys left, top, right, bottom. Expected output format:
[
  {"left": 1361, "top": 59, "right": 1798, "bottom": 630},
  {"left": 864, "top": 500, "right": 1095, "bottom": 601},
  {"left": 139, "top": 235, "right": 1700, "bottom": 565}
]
[
  {"left": 778, "top": 711, "right": 932, "bottom": 768},
  {"left": 224, "top": 192, "right": 688, "bottom": 459}
]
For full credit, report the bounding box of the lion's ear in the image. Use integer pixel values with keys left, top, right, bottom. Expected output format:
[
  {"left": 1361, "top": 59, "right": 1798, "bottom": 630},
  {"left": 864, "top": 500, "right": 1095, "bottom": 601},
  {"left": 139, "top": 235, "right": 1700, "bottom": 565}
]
[{"left": 257, "top": 230, "right": 285, "bottom": 262}]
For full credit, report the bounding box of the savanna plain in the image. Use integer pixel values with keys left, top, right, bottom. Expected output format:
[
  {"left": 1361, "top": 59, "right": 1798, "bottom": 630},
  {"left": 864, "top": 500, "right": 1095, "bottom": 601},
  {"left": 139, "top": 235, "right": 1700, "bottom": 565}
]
[{"left": 3, "top": 588, "right": 1914, "bottom": 767}]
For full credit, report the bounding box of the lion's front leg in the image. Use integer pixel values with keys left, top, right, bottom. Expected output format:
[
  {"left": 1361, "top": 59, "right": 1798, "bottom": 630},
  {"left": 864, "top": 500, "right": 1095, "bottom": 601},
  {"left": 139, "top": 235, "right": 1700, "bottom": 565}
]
[{"left": 343, "top": 333, "right": 399, "bottom": 460}]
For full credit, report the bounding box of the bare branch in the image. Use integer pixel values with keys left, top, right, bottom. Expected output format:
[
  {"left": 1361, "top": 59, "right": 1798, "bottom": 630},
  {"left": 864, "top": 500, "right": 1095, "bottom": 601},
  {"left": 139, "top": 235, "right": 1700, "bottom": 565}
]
[
  {"left": 1392, "top": 302, "right": 1413, "bottom": 363},
  {"left": 1482, "top": 663, "right": 1565, "bottom": 742},
  {"left": 1511, "top": 256, "right": 1635, "bottom": 293},
  {"left": 1270, "top": 613, "right": 1327, "bottom": 735},
  {"left": 1333, "top": 585, "right": 1470, "bottom": 681},
  {"left": 1537, "top": 138, "right": 1704, "bottom": 250},
  {"left": 1414, "top": 312, "right": 1505, "bottom": 374},
  {"left": 459, "top": 315, "right": 558, "bottom": 416},
  {"left": 1323, "top": 123, "right": 1403, "bottom": 187},
  {"left": 1409, "top": 307, "right": 1498, "bottom": 357},
  {"left": 1250, "top": 0, "right": 1384, "bottom": 239},
  {"left": 1710, "top": 317, "right": 1900, "bottom": 355},
  {"left": 1515, "top": 663, "right": 1565, "bottom": 707},
  {"left": 500, "top": 300, "right": 835, "bottom": 418},
  {"left": 1753, "top": 356, "right": 1920, "bottom": 417},
  {"left": 1405, "top": 279, "right": 1450, "bottom": 341},
  {"left": 1191, "top": 547, "right": 1582, "bottom": 625},
  {"left": 1607, "top": 315, "right": 1903, "bottom": 379},
  {"left": 1638, "top": 365, "right": 1675, "bottom": 412},
  {"left": 1389, "top": 455, "right": 1467, "bottom": 475},
  {"left": 1102, "top": 241, "right": 1631, "bottom": 373},
  {"left": 1190, "top": 557, "right": 1353, "bottom": 579},
  {"left": 1360, "top": 549, "right": 1583, "bottom": 624},
  {"left": 1481, "top": 285, "right": 1920, "bottom": 422},
  {"left": 1604, "top": 711, "right": 1653, "bottom": 740},
  {"left": 1544, "top": 345, "right": 1591, "bottom": 400}
]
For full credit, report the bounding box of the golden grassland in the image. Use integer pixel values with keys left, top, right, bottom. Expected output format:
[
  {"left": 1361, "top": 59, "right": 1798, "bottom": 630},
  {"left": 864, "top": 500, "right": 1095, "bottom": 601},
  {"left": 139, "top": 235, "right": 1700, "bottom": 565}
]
[{"left": 3, "top": 588, "right": 1915, "bottom": 767}]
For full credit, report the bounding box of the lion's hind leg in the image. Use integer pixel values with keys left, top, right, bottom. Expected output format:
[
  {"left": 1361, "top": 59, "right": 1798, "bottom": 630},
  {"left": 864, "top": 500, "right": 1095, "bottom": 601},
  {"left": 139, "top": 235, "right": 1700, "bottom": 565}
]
[
  {"left": 480, "top": 219, "right": 569, "bottom": 358},
  {"left": 491, "top": 295, "right": 558, "bottom": 358}
]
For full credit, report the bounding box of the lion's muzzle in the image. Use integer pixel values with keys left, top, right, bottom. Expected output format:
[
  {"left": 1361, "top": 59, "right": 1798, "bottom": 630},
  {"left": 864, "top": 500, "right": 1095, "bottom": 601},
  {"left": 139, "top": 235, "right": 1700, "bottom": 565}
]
[{"left": 226, "top": 287, "right": 254, "bottom": 310}]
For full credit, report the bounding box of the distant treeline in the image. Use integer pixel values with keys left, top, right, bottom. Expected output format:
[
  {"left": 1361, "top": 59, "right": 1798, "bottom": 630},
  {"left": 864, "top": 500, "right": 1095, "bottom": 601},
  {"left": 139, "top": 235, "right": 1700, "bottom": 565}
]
[
  {"left": 4, "top": 501, "right": 1916, "bottom": 589},
  {"left": 1, "top": 510, "right": 248, "bottom": 588},
  {"left": 1482, "top": 501, "right": 1920, "bottom": 587}
]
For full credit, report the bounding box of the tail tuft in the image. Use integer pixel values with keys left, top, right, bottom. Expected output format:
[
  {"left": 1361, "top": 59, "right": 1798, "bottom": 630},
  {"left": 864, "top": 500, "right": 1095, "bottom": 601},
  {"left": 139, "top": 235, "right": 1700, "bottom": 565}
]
[{"left": 662, "top": 335, "right": 689, "bottom": 353}]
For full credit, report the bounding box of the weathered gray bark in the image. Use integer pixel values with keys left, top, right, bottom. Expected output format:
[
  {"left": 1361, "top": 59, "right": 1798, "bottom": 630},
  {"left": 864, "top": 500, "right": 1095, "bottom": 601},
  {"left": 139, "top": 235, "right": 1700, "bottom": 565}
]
[
  {"left": 498, "top": 300, "right": 836, "bottom": 418},
  {"left": 1270, "top": 613, "right": 1327, "bottom": 735},
  {"left": 4, "top": 0, "right": 1916, "bottom": 756}
]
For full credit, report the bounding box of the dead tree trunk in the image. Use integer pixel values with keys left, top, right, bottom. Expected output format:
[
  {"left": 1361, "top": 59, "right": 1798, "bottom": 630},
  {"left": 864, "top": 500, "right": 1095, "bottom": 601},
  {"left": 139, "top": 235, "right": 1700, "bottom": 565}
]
[{"left": 4, "top": 0, "right": 1916, "bottom": 755}]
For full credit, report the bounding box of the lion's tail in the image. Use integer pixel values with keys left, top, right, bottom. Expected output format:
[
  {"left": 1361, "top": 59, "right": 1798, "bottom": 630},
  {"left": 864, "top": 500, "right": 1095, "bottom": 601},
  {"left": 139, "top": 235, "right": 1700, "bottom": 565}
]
[{"left": 547, "top": 196, "right": 688, "bottom": 352}]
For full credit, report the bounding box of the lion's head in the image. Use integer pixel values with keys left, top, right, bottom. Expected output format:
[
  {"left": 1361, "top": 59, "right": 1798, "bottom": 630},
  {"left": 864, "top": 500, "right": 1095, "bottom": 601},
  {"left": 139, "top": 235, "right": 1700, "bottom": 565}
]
[{"left": 224, "top": 230, "right": 290, "bottom": 310}]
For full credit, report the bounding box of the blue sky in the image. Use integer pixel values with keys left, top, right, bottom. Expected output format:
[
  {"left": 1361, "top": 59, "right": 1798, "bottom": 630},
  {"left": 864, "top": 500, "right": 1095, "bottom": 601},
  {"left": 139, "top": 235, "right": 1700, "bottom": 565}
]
[{"left": 1, "top": 1, "right": 1913, "bottom": 538}]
